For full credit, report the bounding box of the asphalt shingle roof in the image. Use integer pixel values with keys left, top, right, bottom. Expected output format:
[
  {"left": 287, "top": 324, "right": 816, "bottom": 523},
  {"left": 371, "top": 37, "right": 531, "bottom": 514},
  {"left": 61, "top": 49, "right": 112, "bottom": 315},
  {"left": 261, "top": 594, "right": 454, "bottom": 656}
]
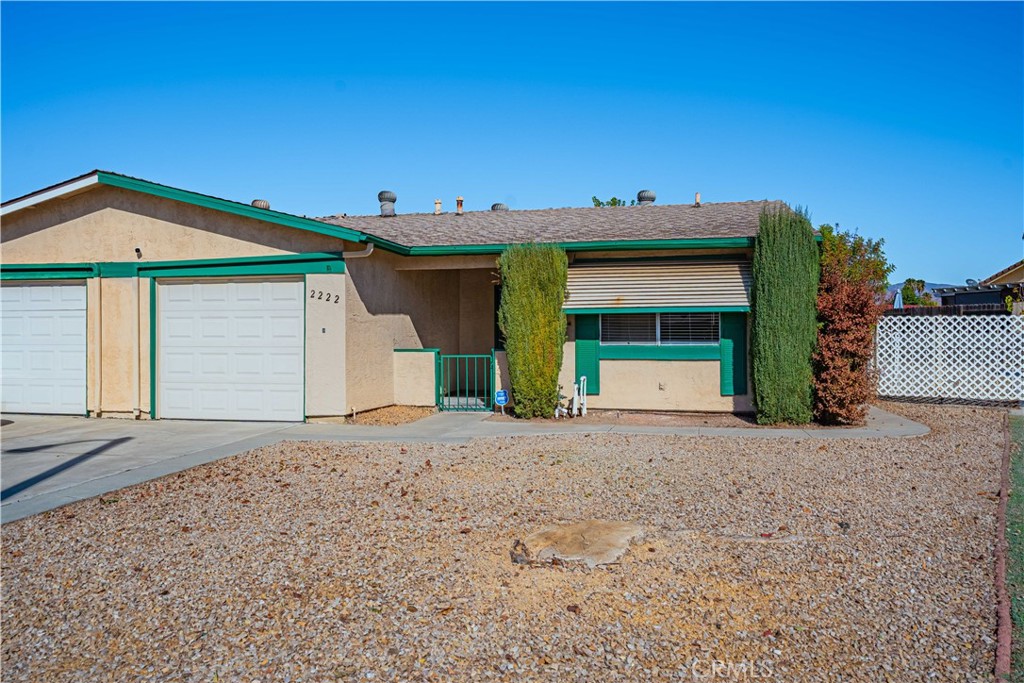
[{"left": 320, "top": 200, "right": 785, "bottom": 247}]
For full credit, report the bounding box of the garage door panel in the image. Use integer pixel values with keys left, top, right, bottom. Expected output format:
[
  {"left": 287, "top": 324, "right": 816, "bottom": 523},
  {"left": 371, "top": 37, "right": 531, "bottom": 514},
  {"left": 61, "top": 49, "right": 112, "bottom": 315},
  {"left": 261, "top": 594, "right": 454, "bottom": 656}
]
[
  {"left": 158, "top": 280, "right": 304, "bottom": 421},
  {"left": 1, "top": 283, "right": 87, "bottom": 415}
]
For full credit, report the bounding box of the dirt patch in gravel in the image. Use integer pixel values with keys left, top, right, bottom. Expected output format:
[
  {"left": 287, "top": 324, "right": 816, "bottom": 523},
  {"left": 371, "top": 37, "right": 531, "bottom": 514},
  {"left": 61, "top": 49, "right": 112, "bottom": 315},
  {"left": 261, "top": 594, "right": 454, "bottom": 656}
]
[
  {"left": 349, "top": 405, "right": 437, "bottom": 426},
  {"left": 1, "top": 404, "right": 1005, "bottom": 682}
]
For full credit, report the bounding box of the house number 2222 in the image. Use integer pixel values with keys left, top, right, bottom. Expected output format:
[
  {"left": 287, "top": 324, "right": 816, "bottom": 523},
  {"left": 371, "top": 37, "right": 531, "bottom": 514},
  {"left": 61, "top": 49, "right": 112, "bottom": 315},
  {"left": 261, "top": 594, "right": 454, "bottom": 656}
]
[{"left": 310, "top": 289, "right": 340, "bottom": 304}]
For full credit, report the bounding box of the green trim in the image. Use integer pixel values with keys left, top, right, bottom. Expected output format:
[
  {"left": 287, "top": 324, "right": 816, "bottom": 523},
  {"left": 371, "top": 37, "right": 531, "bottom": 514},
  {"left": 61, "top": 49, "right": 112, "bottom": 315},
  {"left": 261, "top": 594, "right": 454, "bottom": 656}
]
[
  {"left": 571, "top": 254, "right": 751, "bottom": 265},
  {"left": 1, "top": 263, "right": 99, "bottom": 280},
  {"left": 4, "top": 254, "right": 347, "bottom": 281},
  {"left": 565, "top": 306, "right": 749, "bottom": 314},
  {"left": 600, "top": 344, "right": 720, "bottom": 361},
  {"left": 719, "top": 313, "right": 748, "bottom": 396},
  {"left": 383, "top": 237, "right": 756, "bottom": 257},
  {"left": 149, "top": 279, "right": 157, "bottom": 419},
  {"left": 574, "top": 314, "right": 601, "bottom": 395},
  {"left": 96, "top": 172, "right": 371, "bottom": 246},
  {"left": 491, "top": 348, "right": 498, "bottom": 410},
  {"left": 394, "top": 348, "right": 441, "bottom": 353}
]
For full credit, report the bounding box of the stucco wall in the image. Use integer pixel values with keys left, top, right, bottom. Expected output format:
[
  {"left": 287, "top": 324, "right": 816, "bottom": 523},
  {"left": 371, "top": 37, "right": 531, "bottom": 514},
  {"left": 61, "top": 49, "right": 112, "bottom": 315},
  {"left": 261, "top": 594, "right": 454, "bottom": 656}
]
[
  {"left": 305, "top": 273, "right": 347, "bottom": 417},
  {"left": 458, "top": 269, "right": 496, "bottom": 355},
  {"left": 344, "top": 251, "right": 494, "bottom": 411},
  {"left": 586, "top": 360, "right": 753, "bottom": 413},
  {"left": 1, "top": 186, "right": 350, "bottom": 264},
  {"left": 393, "top": 352, "right": 437, "bottom": 406}
]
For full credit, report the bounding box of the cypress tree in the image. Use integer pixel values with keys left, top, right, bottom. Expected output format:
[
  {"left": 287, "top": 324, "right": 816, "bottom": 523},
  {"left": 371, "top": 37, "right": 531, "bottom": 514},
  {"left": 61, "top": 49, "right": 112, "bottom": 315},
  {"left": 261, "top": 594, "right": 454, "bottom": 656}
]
[
  {"left": 497, "top": 244, "right": 568, "bottom": 418},
  {"left": 751, "top": 206, "right": 820, "bottom": 424}
]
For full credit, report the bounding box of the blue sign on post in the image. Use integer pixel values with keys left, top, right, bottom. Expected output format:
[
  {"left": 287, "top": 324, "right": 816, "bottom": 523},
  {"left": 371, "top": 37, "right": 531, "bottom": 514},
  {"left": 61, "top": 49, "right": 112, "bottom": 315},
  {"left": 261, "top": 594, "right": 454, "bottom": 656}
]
[{"left": 495, "top": 390, "right": 509, "bottom": 406}]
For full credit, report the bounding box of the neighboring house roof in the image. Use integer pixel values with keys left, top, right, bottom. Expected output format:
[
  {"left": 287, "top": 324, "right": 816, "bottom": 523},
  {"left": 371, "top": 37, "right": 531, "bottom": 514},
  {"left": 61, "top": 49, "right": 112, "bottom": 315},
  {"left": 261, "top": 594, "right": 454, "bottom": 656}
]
[
  {"left": 321, "top": 200, "right": 784, "bottom": 251},
  {"left": 3, "top": 171, "right": 787, "bottom": 257},
  {"left": 933, "top": 284, "right": 1009, "bottom": 295},
  {"left": 981, "top": 259, "right": 1024, "bottom": 286}
]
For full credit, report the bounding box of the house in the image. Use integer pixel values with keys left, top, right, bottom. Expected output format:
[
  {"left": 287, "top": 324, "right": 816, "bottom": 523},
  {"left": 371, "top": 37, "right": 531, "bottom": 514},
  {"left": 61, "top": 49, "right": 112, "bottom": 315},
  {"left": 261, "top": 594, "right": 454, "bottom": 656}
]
[
  {"left": 1, "top": 171, "right": 777, "bottom": 420},
  {"left": 933, "top": 258, "right": 1023, "bottom": 311}
]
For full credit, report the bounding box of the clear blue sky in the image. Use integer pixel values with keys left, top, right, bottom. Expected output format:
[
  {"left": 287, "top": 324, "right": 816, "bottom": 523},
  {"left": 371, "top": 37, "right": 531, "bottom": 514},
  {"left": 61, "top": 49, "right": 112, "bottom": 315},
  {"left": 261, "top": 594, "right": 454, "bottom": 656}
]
[{"left": 3, "top": 1, "right": 1021, "bottom": 285}]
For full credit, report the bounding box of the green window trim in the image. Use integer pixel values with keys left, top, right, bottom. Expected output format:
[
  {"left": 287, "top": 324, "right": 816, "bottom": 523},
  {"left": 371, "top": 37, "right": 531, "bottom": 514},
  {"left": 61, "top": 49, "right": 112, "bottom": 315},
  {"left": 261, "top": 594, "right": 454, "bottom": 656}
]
[
  {"left": 574, "top": 311, "right": 750, "bottom": 398},
  {"left": 600, "top": 344, "right": 720, "bottom": 361}
]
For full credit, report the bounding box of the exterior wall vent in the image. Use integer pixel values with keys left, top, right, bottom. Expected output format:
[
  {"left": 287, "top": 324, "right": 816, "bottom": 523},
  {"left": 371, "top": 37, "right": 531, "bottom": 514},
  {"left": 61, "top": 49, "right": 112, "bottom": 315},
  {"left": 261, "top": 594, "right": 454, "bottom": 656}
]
[{"left": 378, "top": 190, "right": 397, "bottom": 217}]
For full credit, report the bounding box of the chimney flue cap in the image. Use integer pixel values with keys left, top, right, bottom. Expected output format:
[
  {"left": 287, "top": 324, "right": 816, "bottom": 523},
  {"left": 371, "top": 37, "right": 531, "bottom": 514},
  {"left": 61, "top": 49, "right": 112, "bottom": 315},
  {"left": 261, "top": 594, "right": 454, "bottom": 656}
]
[
  {"left": 251, "top": 199, "right": 270, "bottom": 209},
  {"left": 694, "top": 192, "right": 702, "bottom": 207},
  {"left": 637, "top": 190, "right": 656, "bottom": 205}
]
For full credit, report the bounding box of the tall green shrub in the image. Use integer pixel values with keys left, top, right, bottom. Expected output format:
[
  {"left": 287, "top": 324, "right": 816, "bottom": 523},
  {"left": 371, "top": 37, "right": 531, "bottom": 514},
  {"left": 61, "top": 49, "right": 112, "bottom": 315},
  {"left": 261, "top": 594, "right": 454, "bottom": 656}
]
[
  {"left": 751, "top": 206, "right": 820, "bottom": 424},
  {"left": 497, "top": 244, "right": 568, "bottom": 418}
]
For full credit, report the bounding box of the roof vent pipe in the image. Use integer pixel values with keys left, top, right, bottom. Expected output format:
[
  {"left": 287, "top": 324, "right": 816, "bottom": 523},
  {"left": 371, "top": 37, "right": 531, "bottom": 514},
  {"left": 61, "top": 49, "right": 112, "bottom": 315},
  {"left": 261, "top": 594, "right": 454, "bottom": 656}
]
[
  {"left": 251, "top": 199, "right": 270, "bottom": 209},
  {"left": 456, "top": 196, "right": 464, "bottom": 215},
  {"left": 637, "top": 190, "right": 655, "bottom": 206},
  {"left": 491, "top": 202, "right": 509, "bottom": 211},
  {"left": 694, "top": 192, "right": 701, "bottom": 207},
  {"left": 434, "top": 199, "right": 442, "bottom": 215},
  {"left": 378, "top": 190, "right": 397, "bottom": 217}
]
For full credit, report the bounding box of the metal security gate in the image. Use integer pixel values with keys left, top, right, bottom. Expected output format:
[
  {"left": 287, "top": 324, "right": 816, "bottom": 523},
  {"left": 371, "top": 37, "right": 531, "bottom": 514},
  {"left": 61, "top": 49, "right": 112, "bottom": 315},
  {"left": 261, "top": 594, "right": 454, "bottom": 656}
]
[
  {"left": 876, "top": 314, "right": 1024, "bottom": 405},
  {"left": 437, "top": 354, "right": 493, "bottom": 411}
]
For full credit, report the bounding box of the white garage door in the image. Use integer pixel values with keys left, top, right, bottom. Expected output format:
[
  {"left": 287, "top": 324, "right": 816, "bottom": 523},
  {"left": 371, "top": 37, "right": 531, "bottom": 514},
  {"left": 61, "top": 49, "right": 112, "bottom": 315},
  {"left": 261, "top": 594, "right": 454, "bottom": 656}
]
[
  {"left": 158, "top": 279, "right": 304, "bottom": 421},
  {"left": 1, "top": 282, "right": 88, "bottom": 415}
]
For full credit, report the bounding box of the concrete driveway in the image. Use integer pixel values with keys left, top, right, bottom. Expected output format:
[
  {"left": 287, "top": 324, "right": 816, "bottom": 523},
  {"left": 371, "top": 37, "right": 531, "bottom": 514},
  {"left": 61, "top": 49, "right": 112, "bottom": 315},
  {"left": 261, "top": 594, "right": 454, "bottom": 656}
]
[{"left": 1, "top": 415, "right": 296, "bottom": 523}]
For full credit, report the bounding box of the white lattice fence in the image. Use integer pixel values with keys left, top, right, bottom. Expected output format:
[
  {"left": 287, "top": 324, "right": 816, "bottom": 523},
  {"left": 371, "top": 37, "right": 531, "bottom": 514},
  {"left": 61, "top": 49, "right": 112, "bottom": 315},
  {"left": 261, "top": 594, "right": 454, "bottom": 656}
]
[{"left": 875, "top": 315, "right": 1024, "bottom": 403}]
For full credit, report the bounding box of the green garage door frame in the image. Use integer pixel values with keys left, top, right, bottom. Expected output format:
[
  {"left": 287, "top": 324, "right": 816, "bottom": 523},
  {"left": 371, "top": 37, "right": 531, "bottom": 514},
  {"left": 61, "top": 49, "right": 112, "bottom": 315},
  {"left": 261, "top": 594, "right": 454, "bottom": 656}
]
[{"left": 2, "top": 253, "right": 346, "bottom": 420}]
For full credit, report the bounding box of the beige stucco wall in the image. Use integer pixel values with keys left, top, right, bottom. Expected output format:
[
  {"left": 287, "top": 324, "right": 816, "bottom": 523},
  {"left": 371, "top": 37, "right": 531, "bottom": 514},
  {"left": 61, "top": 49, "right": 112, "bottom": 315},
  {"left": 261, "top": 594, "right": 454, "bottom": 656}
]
[
  {"left": 458, "top": 269, "right": 496, "bottom": 355},
  {"left": 89, "top": 278, "right": 144, "bottom": 416},
  {"left": 1, "top": 186, "right": 350, "bottom": 264},
  {"left": 305, "top": 273, "right": 347, "bottom": 417},
  {"left": 393, "top": 352, "right": 437, "bottom": 406},
  {"left": 585, "top": 360, "right": 753, "bottom": 413},
  {"left": 343, "top": 250, "right": 498, "bottom": 411}
]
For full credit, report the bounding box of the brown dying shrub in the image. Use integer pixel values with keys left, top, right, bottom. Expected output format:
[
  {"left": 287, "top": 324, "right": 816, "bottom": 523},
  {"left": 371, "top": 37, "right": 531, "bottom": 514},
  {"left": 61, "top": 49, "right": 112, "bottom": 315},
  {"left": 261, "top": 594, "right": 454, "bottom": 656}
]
[{"left": 813, "top": 225, "right": 894, "bottom": 425}]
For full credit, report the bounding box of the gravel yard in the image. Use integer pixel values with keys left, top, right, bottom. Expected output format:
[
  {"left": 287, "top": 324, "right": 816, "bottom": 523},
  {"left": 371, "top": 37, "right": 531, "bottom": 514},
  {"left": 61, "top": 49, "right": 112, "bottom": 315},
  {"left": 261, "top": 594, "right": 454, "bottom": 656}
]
[{"left": 1, "top": 404, "right": 1005, "bottom": 682}]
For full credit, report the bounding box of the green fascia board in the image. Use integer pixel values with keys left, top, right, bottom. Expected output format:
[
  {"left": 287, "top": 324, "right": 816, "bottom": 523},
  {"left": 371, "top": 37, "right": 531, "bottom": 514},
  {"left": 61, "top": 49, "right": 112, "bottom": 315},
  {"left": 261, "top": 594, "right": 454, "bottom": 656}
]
[
  {"left": 96, "top": 172, "right": 373, "bottom": 246},
  {"left": 565, "top": 306, "right": 750, "bottom": 314},
  {"left": 599, "top": 344, "right": 720, "bottom": 361},
  {"left": 396, "top": 237, "right": 755, "bottom": 257},
  {"left": 0, "top": 263, "right": 99, "bottom": 280},
  {"left": 115, "top": 252, "right": 344, "bottom": 278},
  {"left": 394, "top": 348, "right": 440, "bottom": 353}
]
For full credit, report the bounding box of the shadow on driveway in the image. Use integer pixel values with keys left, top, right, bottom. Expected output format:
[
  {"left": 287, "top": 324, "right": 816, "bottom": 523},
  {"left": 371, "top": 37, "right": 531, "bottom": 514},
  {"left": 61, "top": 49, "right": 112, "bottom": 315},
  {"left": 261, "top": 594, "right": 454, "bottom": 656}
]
[{"left": 1, "top": 438, "right": 133, "bottom": 502}]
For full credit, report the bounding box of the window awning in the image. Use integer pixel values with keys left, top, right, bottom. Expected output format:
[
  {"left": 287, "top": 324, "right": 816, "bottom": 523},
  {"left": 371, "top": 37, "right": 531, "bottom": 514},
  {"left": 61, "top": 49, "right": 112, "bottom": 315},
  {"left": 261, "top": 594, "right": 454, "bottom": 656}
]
[{"left": 564, "top": 261, "right": 751, "bottom": 312}]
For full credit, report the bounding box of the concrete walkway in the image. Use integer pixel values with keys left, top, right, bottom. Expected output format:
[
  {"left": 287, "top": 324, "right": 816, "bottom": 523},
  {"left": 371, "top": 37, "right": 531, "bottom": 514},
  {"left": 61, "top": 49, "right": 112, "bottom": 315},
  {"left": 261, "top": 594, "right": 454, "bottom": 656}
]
[{"left": 1, "top": 406, "right": 929, "bottom": 524}]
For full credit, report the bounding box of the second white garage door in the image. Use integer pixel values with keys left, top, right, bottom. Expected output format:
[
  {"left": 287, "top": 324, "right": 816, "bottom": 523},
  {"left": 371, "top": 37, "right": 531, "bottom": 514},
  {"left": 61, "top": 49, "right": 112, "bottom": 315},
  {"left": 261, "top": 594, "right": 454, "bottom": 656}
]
[{"left": 158, "top": 279, "right": 304, "bottom": 421}]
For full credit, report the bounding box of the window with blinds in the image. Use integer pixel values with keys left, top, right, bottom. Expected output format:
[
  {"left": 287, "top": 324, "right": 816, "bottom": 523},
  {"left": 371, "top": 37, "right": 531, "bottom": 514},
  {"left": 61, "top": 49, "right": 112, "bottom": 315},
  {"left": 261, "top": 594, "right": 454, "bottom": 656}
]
[{"left": 600, "top": 313, "right": 720, "bottom": 345}]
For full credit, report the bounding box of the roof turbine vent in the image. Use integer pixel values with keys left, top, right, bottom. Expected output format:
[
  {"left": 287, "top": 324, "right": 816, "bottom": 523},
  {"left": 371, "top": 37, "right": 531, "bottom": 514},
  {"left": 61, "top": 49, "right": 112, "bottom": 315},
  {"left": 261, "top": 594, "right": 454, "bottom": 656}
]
[
  {"left": 637, "top": 190, "right": 656, "bottom": 206},
  {"left": 378, "top": 190, "right": 397, "bottom": 217},
  {"left": 491, "top": 202, "right": 509, "bottom": 211},
  {"left": 251, "top": 199, "right": 270, "bottom": 209}
]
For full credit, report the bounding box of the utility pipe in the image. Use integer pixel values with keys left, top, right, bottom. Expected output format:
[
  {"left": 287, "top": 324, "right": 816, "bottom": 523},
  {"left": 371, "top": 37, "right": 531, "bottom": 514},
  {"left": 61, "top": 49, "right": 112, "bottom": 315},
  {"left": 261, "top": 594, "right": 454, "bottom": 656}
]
[{"left": 133, "top": 276, "right": 141, "bottom": 418}]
